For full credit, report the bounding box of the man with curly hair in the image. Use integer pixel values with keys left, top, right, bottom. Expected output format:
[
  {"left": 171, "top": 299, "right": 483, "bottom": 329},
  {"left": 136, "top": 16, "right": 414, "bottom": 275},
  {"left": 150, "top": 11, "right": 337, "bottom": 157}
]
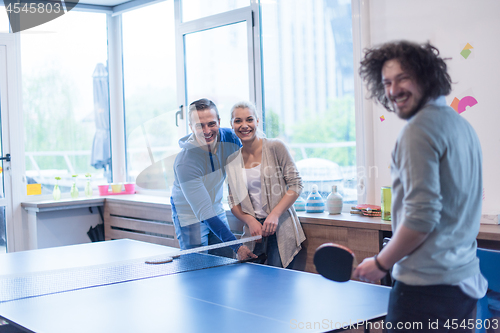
[{"left": 353, "top": 41, "right": 486, "bottom": 332}]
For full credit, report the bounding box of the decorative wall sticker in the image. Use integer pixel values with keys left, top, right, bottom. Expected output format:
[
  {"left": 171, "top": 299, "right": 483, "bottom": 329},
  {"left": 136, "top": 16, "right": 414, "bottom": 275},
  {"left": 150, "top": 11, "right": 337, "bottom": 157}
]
[
  {"left": 460, "top": 43, "right": 473, "bottom": 59},
  {"left": 457, "top": 96, "right": 478, "bottom": 113},
  {"left": 450, "top": 97, "right": 460, "bottom": 111},
  {"left": 450, "top": 96, "right": 478, "bottom": 114}
]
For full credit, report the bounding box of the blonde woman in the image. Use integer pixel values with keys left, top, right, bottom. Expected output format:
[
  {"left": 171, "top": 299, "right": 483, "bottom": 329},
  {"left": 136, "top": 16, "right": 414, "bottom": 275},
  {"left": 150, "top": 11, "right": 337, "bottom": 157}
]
[{"left": 226, "top": 101, "right": 305, "bottom": 268}]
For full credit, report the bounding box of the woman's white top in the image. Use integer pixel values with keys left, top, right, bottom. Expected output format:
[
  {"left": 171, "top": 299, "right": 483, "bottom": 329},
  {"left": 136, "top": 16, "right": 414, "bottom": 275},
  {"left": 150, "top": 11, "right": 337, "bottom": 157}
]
[{"left": 245, "top": 164, "right": 268, "bottom": 219}]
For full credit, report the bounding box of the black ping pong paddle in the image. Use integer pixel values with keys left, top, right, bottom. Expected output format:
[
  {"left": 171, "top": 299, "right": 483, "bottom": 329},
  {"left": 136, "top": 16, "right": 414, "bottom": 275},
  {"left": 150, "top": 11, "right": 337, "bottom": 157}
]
[
  {"left": 239, "top": 253, "right": 267, "bottom": 264},
  {"left": 313, "top": 243, "right": 357, "bottom": 282}
]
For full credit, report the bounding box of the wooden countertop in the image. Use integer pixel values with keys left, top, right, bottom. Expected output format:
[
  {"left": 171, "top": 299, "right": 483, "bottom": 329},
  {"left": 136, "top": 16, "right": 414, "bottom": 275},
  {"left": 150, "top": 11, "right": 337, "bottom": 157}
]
[
  {"left": 22, "top": 194, "right": 500, "bottom": 240},
  {"left": 297, "top": 211, "right": 393, "bottom": 231},
  {"left": 477, "top": 224, "right": 500, "bottom": 241}
]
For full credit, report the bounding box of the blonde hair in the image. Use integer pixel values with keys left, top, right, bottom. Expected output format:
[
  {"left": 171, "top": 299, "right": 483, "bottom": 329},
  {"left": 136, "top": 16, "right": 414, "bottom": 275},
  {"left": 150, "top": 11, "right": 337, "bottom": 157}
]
[{"left": 230, "top": 101, "right": 266, "bottom": 138}]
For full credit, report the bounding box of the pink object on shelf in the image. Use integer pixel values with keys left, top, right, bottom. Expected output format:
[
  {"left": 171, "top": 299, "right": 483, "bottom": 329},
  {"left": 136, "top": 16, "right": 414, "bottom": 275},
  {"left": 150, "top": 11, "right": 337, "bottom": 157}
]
[
  {"left": 98, "top": 183, "right": 136, "bottom": 196},
  {"left": 98, "top": 185, "right": 110, "bottom": 196},
  {"left": 124, "top": 183, "right": 135, "bottom": 193}
]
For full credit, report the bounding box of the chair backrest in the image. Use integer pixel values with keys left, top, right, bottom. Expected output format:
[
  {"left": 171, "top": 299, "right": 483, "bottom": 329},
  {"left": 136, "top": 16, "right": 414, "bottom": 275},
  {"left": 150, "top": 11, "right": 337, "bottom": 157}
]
[{"left": 477, "top": 248, "right": 500, "bottom": 292}]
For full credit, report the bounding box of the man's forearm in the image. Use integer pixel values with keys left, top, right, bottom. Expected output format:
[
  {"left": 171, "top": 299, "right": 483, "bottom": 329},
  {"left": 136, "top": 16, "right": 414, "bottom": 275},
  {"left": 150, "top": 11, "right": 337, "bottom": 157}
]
[
  {"left": 204, "top": 215, "right": 240, "bottom": 252},
  {"left": 376, "top": 224, "right": 429, "bottom": 270}
]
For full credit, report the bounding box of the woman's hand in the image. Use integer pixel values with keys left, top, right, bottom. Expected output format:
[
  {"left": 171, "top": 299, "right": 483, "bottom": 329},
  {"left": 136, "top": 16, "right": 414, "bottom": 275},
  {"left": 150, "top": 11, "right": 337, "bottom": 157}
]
[
  {"left": 237, "top": 245, "right": 257, "bottom": 261},
  {"left": 247, "top": 218, "right": 263, "bottom": 238},
  {"left": 262, "top": 213, "right": 279, "bottom": 237}
]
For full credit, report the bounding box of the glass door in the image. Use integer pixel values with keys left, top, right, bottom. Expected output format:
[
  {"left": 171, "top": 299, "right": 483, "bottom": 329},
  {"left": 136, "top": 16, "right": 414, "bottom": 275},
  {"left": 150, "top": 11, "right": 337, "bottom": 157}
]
[
  {"left": 0, "top": 41, "right": 13, "bottom": 253},
  {"left": 175, "top": 2, "right": 258, "bottom": 129}
]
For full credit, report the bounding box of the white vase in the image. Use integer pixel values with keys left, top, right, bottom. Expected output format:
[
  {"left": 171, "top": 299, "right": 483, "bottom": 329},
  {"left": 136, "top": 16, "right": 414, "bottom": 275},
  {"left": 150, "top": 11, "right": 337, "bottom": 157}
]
[
  {"left": 52, "top": 183, "right": 61, "bottom": 201},
  {"left": 70, "top": 180, "right": 79, "bottom": 199},
  {"left": 306, "top": 184, "right": 325, "bottom": 213},
  {"left": 326, "top": 185, "right": 343, "bottom": 214},
  {"left": 85, "top": 180, "right": 93, "bottom": 198}
]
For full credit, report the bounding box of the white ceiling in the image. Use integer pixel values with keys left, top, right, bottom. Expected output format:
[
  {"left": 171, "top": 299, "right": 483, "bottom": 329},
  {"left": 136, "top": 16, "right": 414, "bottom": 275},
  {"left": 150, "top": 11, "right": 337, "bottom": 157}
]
[{"left": 66, "top": 0, "right": 134, "bottom": 6}]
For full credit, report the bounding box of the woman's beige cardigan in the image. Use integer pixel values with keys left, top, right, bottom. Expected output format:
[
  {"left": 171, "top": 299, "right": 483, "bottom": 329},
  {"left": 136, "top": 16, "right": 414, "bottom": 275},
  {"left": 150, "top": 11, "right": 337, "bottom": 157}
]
[{"left": 226, "top": 138, "right": 306, "bottom": 268}]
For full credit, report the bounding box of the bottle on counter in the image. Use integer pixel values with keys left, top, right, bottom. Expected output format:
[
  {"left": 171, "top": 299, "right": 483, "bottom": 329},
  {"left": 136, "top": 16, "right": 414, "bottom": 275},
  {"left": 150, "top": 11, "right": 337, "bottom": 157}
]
[{"left": 326, "top": 185, "right": 343, "bottom": 214}]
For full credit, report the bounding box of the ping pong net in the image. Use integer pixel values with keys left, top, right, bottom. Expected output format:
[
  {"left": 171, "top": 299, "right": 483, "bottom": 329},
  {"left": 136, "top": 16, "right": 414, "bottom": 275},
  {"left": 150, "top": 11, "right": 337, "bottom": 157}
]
[{"left": 0, "top": 235, "right": 261, "bottom": 303}]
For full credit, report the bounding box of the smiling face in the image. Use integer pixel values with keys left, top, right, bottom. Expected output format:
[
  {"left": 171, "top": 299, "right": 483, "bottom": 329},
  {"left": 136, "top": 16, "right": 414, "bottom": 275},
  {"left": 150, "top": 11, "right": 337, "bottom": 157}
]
[
  {"left": 382, "top": 59, "right": 425, "bottom": 120},
  {"left": 189, "top": 108, "right": 220, "bottom": 146},
  {"left": 231, "top": 107, "right": 259, "bottom": 143}
]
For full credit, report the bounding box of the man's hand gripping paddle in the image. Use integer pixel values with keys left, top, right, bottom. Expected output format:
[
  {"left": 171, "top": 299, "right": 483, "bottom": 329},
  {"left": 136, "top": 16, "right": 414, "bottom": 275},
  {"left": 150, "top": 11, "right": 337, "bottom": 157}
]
[{"left": 313, "top": 243, "right": 357, "bottom": 282}]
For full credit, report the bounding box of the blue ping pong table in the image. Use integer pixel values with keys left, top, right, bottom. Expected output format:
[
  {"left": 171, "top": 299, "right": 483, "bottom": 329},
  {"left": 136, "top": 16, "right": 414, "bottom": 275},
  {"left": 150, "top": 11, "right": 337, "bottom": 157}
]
[{"left": 0, "top": 239, "right": 390, "bottom": 333}]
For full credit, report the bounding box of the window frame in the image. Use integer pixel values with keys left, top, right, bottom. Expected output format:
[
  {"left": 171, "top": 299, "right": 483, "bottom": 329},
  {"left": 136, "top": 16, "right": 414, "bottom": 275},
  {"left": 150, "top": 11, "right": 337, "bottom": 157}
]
[
  {"left": 174, "top": 1, "right": 262, "bottom": 134},
  {"left": 18, "top": 5, "right": 116, "bottom": 202},
  {"left": 0, "top": 33, "right": 23, "bottom": 252},
  {"left": 352, "top": 0, "right": 371, "bottom": 205},
  {"left": 7, "top": 0, "right": 371, "bottom": 253},
  {"left": 22, "top": 0, "right": 368, "bottom": 204}
]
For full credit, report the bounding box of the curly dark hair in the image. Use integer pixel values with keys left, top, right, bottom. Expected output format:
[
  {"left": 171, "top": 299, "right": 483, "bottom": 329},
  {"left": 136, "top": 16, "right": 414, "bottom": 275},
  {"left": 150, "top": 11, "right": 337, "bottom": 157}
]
[{"left": 359, "top": 41, "right": 452, "bottom": 111}]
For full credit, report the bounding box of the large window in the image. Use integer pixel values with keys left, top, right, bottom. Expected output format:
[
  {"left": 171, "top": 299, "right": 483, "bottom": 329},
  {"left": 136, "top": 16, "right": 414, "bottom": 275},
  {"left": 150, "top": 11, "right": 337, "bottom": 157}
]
[
  {"left": 184, "top": 21, "right": 251, "bottom": 128},
  {"left": 122, "top": 1, "right": 179, "bottom": 189},
  {"left": 22, "top": 11, "right": 109, "bottom": 195},
  {"left": 19, "top": 0, "right": 356, "bottom": 203},
  {"left": 0, "top": 7, "right": 9, "bottom": 32},
  {"left": 261, "top": 0, "right": 356, "bottom": 204}
]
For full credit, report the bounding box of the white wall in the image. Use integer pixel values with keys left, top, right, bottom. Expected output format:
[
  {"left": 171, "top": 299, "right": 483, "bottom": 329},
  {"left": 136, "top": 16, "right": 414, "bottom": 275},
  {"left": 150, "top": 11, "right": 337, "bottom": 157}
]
[
  {"left": 366, "top": 0, "right": 500, "bottom": 215},
  {"left": 36, "top": 207, "right": 102, "bottom": 249}
]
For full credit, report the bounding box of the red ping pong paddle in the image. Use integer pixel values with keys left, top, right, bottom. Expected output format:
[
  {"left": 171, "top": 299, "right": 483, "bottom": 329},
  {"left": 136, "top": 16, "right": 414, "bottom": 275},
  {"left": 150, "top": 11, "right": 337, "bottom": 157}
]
[{"left": 313, "top": 243, "right": 357, "bottom": 282}]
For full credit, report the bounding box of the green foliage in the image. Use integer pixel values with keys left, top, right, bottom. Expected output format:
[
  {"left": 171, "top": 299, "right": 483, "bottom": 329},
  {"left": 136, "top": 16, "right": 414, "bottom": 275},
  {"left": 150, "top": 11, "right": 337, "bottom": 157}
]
[
  {"left": 23, "top": 67, "right": 94, "bottom": 173},
  {"left": 124, "top": 85, "right": 178, "bottom": 162},
  {"left": 290, "top": 96, "right": 356, "bottom": 166},
  {"left": 261, "top": 97, "right": 356, "bottom": 167},
  {"left": 124, "top": 85, "right": 177, "bottom": 136},
  {"left": 264, "top": 108, "right": 283, "bottom": 138}
]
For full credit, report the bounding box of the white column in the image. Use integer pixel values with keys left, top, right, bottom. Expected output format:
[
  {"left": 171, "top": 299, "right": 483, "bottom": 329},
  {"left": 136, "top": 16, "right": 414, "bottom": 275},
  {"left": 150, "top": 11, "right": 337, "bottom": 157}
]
[{"left": 107, "top": 14, "right": 127, "bottom": 183}]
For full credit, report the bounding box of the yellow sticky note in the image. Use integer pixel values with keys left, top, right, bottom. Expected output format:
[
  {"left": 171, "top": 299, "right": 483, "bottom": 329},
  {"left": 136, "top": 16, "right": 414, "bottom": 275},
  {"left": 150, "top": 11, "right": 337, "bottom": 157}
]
[
  {"left": 463, "top": 43, "right": 473, "bottom": 50},
  {"left": 27, "top": 184, "right": 42, "bottom": 196}
]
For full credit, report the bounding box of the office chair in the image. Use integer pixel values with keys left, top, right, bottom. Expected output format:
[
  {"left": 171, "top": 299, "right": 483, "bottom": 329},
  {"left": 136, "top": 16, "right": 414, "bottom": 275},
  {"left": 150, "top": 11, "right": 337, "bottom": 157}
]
[{"left": 476, "top": 248, "right": 500, "bottom": 333}]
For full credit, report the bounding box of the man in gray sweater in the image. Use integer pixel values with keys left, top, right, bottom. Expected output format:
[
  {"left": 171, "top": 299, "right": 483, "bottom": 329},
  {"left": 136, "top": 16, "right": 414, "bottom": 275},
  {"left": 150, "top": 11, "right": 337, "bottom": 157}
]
[
  {"left": 353, "top": 41, "right": 486, "bottom": 332},
  {"left": 170, "top": 98, "right": 255, "bottom": 260}
]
